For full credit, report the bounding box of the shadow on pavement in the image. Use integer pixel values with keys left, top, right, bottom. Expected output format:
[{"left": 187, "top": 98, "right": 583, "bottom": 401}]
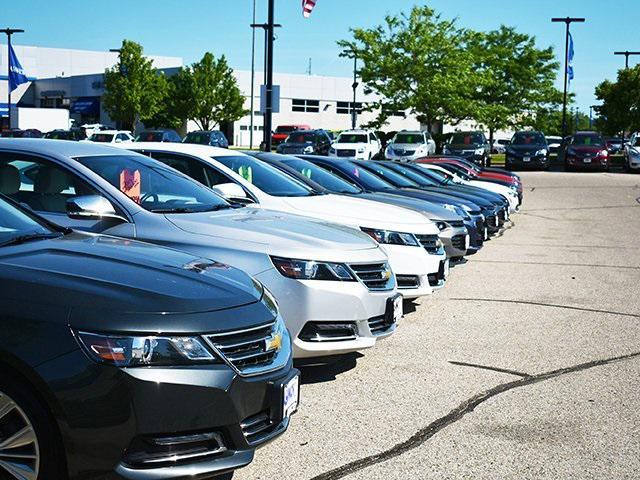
[{"left": 296, "top": 352, "right": 364, "bottom": 385}]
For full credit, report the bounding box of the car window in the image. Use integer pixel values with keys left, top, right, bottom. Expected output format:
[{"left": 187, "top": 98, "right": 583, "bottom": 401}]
[
  {"left": 359, "top": 163, "right": 419, "bottom": 188},
  {"left": 184, "top": 132, "right": 213, "bottom": 145},
  {"left": 450, "top": 133, "right": 484, "bottom": 145},
  {"left": 286, "top": 132, "right": 316, "bottom": 144},
  {"left": 386, "top": 164, "right": 437, "bottom": 186},
  {"left": 281, "top": 158, "right": 362, "bottom": 194},
  {"left": 572, "top": 134, "right": 604, "bottom": 146},
  {"left": 634, "top": 137, "right": 640, "bottom": 147},
  {"left": 394, "top": 133, "right": 424, "bottom": 144},
  {"left": 369, "top": 133, "right": 376, "bottom": 142},
  {"left": 89, "top": 133, "right": 114, "bottom": 143},
  {"left": 275, "top": 126, "right": 296, "bottom": 134},
  {"left": 337, "top": 134, "right": 368, "bottom": 144},
  {"left": 147, "top": 152, "right": 210, "bottom": 186},
  {"left": 511, "top": 132, "right": 545, "bottom": 145},
  {"left": 0, "top": 197, "right": 54, "bottom": 245}
]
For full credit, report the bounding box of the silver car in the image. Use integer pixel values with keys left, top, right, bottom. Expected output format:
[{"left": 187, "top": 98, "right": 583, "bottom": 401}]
[{"left": 385, "top": 130, "right": 436, "bottom": 160}]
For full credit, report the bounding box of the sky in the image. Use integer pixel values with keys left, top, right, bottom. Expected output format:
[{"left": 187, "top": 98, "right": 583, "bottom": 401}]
[{"left": 2, "top": 0, "right": 637, "bottom": 114}]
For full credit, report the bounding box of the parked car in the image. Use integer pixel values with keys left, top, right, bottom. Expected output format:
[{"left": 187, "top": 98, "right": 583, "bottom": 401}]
[
  {"left": 126, "top": 143, "right": 446, "bottom": 299},
  {"left": 564, "top": 131, "right": 609, "bottom": 171},
  {"left": 329, "top": 129, "right": 382, "bottom": 160},
  {"left": 442, "top": 131, "right": 492, "bottom": 167},
  {"left": 1, "top": 128, "right": 43, "bottom": 138},
  {"left": 135, "top": 129, "right": 182, "bottom": 143},
  {"left": 272, "top": 125, "right": 311, "bottom": 146},
  {"left": 504, "top": 131, "right": 550, "bottom": 170},
  {"left": 605, "top": 137, "right": 624, "bottom": 154},
  {"left": 276, "top": 129, "right": 332, "bottom": 155},
  {"left": 546, "top": 135, "right": 563, "bottom": 155},
  {"left": 0, "top": 193, "right": 298, "bottom": 480},
  {"left": 183, "top": 130, "right": 230, "bottom": 148},
  {"left": 44, "top": 129, "right": 85, "bottom": 141},
  {"left": 2, "top": 139, "right": 400, "bottom": 360},
  {"left": 623, "top": 132, "right": 640, "bottom": 172},
  {"left": 82, "top": 130, "right": 134, "bottom": 144},
  {"left": 492, "top": 138, "right": 510, "bottom": 154},
  {"left": 384, "top": 130, "right": 436, "bottom": 161}
]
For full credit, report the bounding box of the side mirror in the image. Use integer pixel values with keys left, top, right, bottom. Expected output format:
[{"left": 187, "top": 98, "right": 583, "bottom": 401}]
[
  {"left": 114, "top": 138, "right": 123, "bottom": 143},
  {"left": 66, "top": 195, "right": 127, "bottom": 222},
  {"left": 211, "top": 182, "right": 249, "bottom": 200}
]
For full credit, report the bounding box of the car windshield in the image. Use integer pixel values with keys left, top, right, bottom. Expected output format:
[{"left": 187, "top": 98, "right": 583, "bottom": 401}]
[
  {"left": 511, "top": 132, "right": 545, "bottom": 145},
  {"left": 417, "top": 167, "right": 450, "bottom": 184},
  {"left": 276, "top": 126, "right": 297, "bottom": 133},
  {"left": 439, "top": 163, "right": 473, "bottom": 180},
  {"left": 386, "top": 164, "right": 438, "bottom": 186},
  {"left": 359, "top": 163, "right": 419, "bottom": 188},
  {"left": 45, "top": 131, "right": 71, "bottom": 140},
  {"left": 75, "top": 154, "right": 230, "bottom": 213},
  {"left": 282, "top": 158, "right": 362, "bottom": 194},
  {"left": 0, "top": 197, "right": 55, "bottom": 246},
  {"left": 337, "top": 134, "right": 368, "bottom": 143},
  {"left": 184, "top": 132, "right": 213, "bottom": 145},
  {"left": 450, "top": 133, "right": 484, "bottom": 145},
  {"left": 213, "top": 155, "right": 314, "bottom": 197},
  {"left": 394, "top": 133, "right": 424, "bottom": 144},
  {"left": 89, "top": 133, "right": 114, "bottom": 143},
  {"left": 572, "top": 134, "right": 604, "bottom": 146},
  {"left": 136, "top": 132, "right": 164, "bottom": 142},
  {"left": 285, "top": 132, "right": 316, "bottom": 144}
]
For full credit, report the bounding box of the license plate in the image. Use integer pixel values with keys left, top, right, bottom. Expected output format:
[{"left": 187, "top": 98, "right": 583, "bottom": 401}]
[
  {"left": 386, "top": 294, "right": 403, "bottom": 324},
  {"left": 443, "top": 259, "right": 450, "bottom": 279},
  {"left": 283, "top": 376, "right": 299, "bottom": 420},
  {"left": 584, "top": 158, "right": 591, "bottom": 163},
  {"left": 523, "top": 156, "right": 530, "bottom": 162},
  {"left": 465, "top": 235, "right": 470, "bottom": 250},
  {"left": 484, "top": 227, "right": 489, "bottom": 241}
]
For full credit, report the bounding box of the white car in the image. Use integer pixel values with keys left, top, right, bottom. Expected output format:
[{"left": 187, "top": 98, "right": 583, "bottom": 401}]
[
  {"left": 624, "top": 132, "right": 640, "bottom": 172},
  {"left": 329, "top": 129, "right": 381, "bottom": 160},
  {"left": 417, "top": 163, "right": 519, "bottom": 213},
  {"left": 124, "top": 143, "right": 448, "bottom": 300},
  {"left": 492, "top": 139, "right": 509, "bottom": 154},
  {"left": 82, "top": 130, "right": 134, "bottom": 144},
  {"left": 385, "top": 131, "right": 436, "bottom": 160}
]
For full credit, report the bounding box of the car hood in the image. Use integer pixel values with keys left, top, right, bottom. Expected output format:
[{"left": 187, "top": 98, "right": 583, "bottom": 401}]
[
  {"left": 389, "top": 143, "right": 425, "bottom": 150},
  {"left": 333, "top": 143, "right": 368, "bottom": 149},
  {"left": 279, "top": 194, "right": 438, "bottom": 234},
  {"left": 354, "top": 192, "right": 460, "bottom": 222},
  {"left": 569, "top": 145, "right": 604, "bottom": 153},
  {"left": 508, "top": 144, "right": 546, "bottom": 153},
  {"left": 449, "top": 143, "right": 482, "bottom": 150},
  {"left": 0, "top": 232, "right": 267, "bottom": 325}
]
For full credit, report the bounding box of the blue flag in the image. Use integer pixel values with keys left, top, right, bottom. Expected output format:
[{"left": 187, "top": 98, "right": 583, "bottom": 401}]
[
  {"left": 8, "top": 43, "right": 29, "bottom": 92},
  {"left": 567, "top": 32, "right": 574, "bottom": 84}
]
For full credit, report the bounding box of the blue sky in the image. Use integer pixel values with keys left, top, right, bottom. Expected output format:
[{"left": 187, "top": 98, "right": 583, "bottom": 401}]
[{"left": 3, "top": 0, "right": 637, "bottom": 114}]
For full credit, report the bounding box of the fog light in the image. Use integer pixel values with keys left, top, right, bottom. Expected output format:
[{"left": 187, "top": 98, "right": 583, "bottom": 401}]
[{"left": 123, "top": 431, "right": 226, "bottom": 467}]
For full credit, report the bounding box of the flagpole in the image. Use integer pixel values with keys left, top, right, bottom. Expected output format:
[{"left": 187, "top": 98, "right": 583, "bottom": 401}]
[{"left": 1, "top": 28, "right": 25, "bottom": 131}]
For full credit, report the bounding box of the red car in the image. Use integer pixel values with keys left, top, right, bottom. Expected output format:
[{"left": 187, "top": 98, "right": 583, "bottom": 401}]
[
  {"left": 564, "top": 132, "right": 610, "bottom": 172},
  {"left": 272, "top": 124, "right": 311, "bottom": 146}
]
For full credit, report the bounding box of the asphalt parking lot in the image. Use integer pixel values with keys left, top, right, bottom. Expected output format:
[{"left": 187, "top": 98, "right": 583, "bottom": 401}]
[{"left": 238, "top": 169, "right": 640, "bottom": 480}]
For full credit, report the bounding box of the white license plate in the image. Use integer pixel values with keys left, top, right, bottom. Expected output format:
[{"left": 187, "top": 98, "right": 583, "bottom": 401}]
[
  {"left": 444, "top": 259, "right": 450, "bottom": 279},
  {"left": 523, "top": 156, "right": 530, "bottom": 162},
  {"left": 283, "top": 376, "right": 299, "bottom": 419},
  {"left": 484, "top": 227, "right": 489, "bottom": 241},
  {"left": 465, "top": 235, "right": 470, "bottom": 250},
  {"left": 583, "top": 158, "right": 591, "bottom": 163},
  {"left": 392, "top": 294, "right": 403, "bottom": 324}
]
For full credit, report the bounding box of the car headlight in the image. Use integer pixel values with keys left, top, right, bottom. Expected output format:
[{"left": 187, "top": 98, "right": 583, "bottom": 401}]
[
  {"left": 475, "top": 148, "right": 485, "bottom": 155},
  {"left": 329, "top": 147, "right": 336, "bottom": 154},
  {"left": 442, "top": 204, "right": 457, "bottom": 213},
  {"left": 361, "top": 227, "right": 420, "bottom": 246},
  {"left": 357, "top": 147, "right": 365, "bottom": 153},
  {"left": 271, "top": 256, "right": 355, "bottom": 281},
  {"left": 303, "top": 145, "right": 314, "bottom": 153},
  {"left": 567, "top": 148, "right": 577, "bottom": 155},
  {"left": 536, "top": 149, "right": 548, "bottom": 156},
  {"left": 432, "top": 220, "right": 449, "bottom": 231},
  {"left": 76, "top": 331, "right": 218, "bottom": 367},
  {"left": 599, "top": 149, "right": 608, "bottom": 157},
  {"left": 631, "top": 148, "right": 640, "bottom": 156},
  {"left": 443, "top": 146, "right": 450, "bottom": 154}
]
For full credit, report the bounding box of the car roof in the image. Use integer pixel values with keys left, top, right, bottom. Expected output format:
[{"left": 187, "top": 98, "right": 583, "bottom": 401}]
[
  {"left": 0, "top": 138, "right": 134, "bottom": 157},
  {"left": 92, "top": 130, "right": 127, "bottom": 135},
  {"left": 124, "top": 141, "right": 238, "bottom": 157}
]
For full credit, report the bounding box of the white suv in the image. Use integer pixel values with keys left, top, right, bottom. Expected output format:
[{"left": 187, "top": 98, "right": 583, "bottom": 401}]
[
  {"left": 83, "top": 130, "right": 134, "bottom": 144},
  {"left": 624, "top": 132, "right": 640, "bottom": 172},
  {"left": 329, "top": 129, "right": 381, "bottom": 160},
  {"left": 385, "top": 130, "right": 436, "bottom": 160}
]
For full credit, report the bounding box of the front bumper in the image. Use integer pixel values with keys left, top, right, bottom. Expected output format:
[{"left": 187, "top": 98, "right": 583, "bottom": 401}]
[
  {"left": 329, "top": 150, "right": 368, "bottom": 160},
  {"left": 505, "top": 154, "right": 549, "bottom": 169},
  {"left": 381, "top": 243, "right": 446, "bottom": 299},
  {"left": 439, "top": 226, "right": 469, "bottom": 259},
  {"left": 38, "top": 349, "right": 298, "bottom": 480},
  {"left": 465, "top": 215, "right": 485, "bottom": 253},
  {"left": 565, "top": 155, "right": 609, "bottom": 170}
]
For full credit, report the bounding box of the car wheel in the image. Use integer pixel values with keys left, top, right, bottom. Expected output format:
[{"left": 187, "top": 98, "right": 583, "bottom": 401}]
[
  {"left": 0, "top": 372, "right": 65, "bottom": 480},
  {"left": 485, "top": 156, "right": 491, "bottom": 168},
  {"left": 564, "top": 163, "right": 572, "bottom": 172}
]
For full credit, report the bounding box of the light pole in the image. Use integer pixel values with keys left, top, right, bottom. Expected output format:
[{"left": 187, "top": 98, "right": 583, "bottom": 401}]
[
  {"left": 613, "top": 50, "right": 640, "bottom": 69},
  {"left": 263, "top": 0, "right": 275, "bottom": 152},
  {"left": 1, "top": 28, "right": 25, "bottom": 130},
  {"left": 249, "top": 0, "right": 257, "bottom": 150},
  {"left": 589, "top": 104, "right": 598, "bottom": 129},
  {"left": 351, "top": 54, "right": 358, "bottom": 130},
  {"left": 551, "top": 17, "right": 585, "bottom": 139}
]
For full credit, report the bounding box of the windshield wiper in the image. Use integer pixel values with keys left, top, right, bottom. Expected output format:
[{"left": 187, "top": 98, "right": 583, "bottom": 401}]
[
  {"left": 0, "top": 232, "right": 63, "bottom": 248},
  {"left": 152, "top": 204, "right": 235, "bottom": 214}
]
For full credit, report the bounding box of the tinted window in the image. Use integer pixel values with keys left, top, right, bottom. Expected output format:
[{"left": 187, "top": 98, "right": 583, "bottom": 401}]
[
  {"left": 337, "top": 134, "right": 368, "bottom": 143},
  {"left": 136, "top": 132, "right": 164, "bottom": 142},
  {"left": 282, "top": 158, "right": 361, "bottom": 194},
  {"left": 511, "top": 132, "right": 545, "bottom": 145},
  {"left": 285, "top": 132, "right": 317, "bottom": 144},
  {"left": 148, "top": 153, "right": 210, "bottom": 186},
  {"left": 386, "top": 164, "right": 437, "bottom": 186},
  {"left": 213, "top": 155, "right": 314, "bottom": 197},
  {"left": 0, "top": 197, "right": 53, "bottom": 245},
  {"left": 394, "top": 133, "right": 424, "bottom": 144},
  {"left": 275, "top": 126, "right": 297, "bottom": 133},
  {"left": 572, "top": 134, "right": 604, "bottom": 146},
  {"left": 184, "top": 132, "right": 214, "bottom": 145},
  {"left": 359, "top": 163, "right": 419, "bottom": 188},
  {"left": 450, "top": 133, "right": 484, "bottom": 145},
  {"left": 89, "top": 133, "right": 114, "bottom": 143}
]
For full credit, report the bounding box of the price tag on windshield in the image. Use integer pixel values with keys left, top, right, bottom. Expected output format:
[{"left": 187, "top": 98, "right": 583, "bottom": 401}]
[{"left": 120, "top": 169, "right": 141, "bottom": 204}]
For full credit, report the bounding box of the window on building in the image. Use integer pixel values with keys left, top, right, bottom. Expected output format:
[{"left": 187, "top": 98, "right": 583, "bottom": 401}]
[
  {"left": 292, "top": 99, "right": 320, "bottom": 113},
  {"left": 336, "top": 101, "right": 363, "bottom": 115},
  {"left": 382, "top": 105, "right": 406, "bottom": 117},
  {"left": 240, "top": 126, "right": 249, "bottom": 131}
]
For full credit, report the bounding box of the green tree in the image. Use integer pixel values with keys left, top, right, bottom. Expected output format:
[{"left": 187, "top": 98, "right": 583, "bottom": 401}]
[
  {"left": 468, "top": 26, "right": 562, "bottom": 146},
  {"left": 594, "top": 66, "right": 640, "bottom": 136},
  {"left": 140, "top": 73, "right": 183, "bottom": 129},
  {"left": 103, "top": 40, "right": 167, "bottom": 131},
  {"left": 338, "top": 6, "right": 476, "bottom": 131}
]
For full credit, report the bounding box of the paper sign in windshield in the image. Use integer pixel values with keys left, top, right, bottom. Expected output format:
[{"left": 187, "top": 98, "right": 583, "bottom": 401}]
[{"left": 120, "top": 169, "right": 141, "bottom": 204}]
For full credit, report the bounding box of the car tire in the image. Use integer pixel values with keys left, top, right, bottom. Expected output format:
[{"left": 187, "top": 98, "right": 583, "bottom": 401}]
[
  {"left": 565, "top": 163, "right": 572, "bottom": 172},
  {"left": 0, "top": 371, "right": 66, "bottom": 480},
  {"left": 485, "top": 156, "right": 491, "bottom": 168}
]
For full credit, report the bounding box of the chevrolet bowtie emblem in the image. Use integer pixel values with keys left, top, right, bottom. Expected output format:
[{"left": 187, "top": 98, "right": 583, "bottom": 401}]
[{"left": 265, "top": 333, "right": 282, "bottom": 351}]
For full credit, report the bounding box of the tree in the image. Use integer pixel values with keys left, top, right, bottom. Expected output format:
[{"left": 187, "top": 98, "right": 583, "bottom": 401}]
[
  {"left": 594, "top": 66, "right": 640, "bottom": 136},
  {"left": 337, "top": 6, "right": 476, "bottom": 131},
  {"left": 103, "top": 40, "right": 167, "bottom": 131},
  {"left": 172, "top": 53, "right": 247, "bottom": 131},
  {"left": 468, "top": 26, "right": 562, "bottom": 146}
]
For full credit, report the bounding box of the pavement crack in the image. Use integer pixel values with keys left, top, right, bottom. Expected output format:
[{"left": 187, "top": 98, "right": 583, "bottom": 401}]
[
  {"left": 470, "top": 259, "right": 640, "bottom": 270},
  {"left": 448, "top": 360, "right": 532, "bottom": 378},
  {"left": 447, "top": 297, "right": 640, "bottom": 319},
  {"left": 309, "top": 351, "right": 640, "bottom": 480}
]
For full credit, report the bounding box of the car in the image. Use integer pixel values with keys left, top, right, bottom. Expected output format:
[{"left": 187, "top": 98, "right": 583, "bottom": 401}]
[
  {"left": 82, "top": 129, "right": 134, "bottom": 144},
  {"left": 563, "top": 131, "right": 609, "bottom": 172},
  {"left": 183, "top": 130, "right": 230, "bottom": 148},
  {"left": 492, "top": 139, "right": 510, "bottom": 154},
  {"left": 135, "top": 129, "right": 182, "bottom": 143},
  {"left": 275, "top": 129, "right": 333, "bottom": 155},
  {"left": 124, "top": 143, "right": 447, "bottom": 299},
  {"left": 504, "top": 131, "right": 550, "bottom": 171},
  {"left": 272, "top": 124, "right": 311, "bottom": 146},
  {"left": 0, "top": 192, "right": 299, "bottom": 480},
  {"left": 546, "top": 135, "right": 563, "bottom": 155},
  {"left": 0, "top": 128, "right": 43, "bottom": 138},
  {"left": 328, "top": 129, "right": 381, "bottom": 160},
  {"left": 442, "top": 131, "right": 492, "bottom": 167},
  {"left": 605, "top": 137, "right": 624, "bottom": 154},
  {"left": 1, "top": 139, "right": 401, "bottom": 361},
  {"left": 623, "top": 132, "right": 640, "bottom": 172},
  {"left": 251, "top": 152, "right": 473, "bottom": 261},
  {"left": 384, "top": 130, "right": 436, "bottom": 161},
  {"left": 44, "top": 129, "right": 86, "bottom": 141}
]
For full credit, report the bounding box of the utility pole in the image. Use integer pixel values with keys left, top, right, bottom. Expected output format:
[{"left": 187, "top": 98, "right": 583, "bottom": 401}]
[
  {"left": 249, "top": 0, "right": 257, "bottom": 149},
  {"left": 263, "top": 0, "right": 275, "bottom": 152},
  {"left": 351, "top": 54, "right": 358, "bottom": 130},
  {"left": 589, "top": 104, "right": 598, "bottom": 129},
  {"left": 307, "top": 58, "right": 312, "bottom": 76},
  {"left": 613, "top": 50, "right": 640, "bottom": 69},
  {"left": 1, "top": 28, "right": 25, "bottom": 130},
  {"left": 551, "top": 17, "right": 585, "bottom": 139}
]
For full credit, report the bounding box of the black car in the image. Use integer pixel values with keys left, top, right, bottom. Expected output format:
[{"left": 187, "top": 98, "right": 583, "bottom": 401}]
[
  {"left": 0, "top": 194, "right": 298, "bottom": 480},
  {"left": 1, "top": 129, "right": 43, "bottom": 138},
  {"left": 183, "top": 130, "right": 230, "bottom": 148},
  {"left": 275, "top": 129, "right": 332, "bottom": 155},
  {"left": 135, "top": 129, "right": 182, "bottom": 143},
  {"left": 442, "top": 131, "right": 491, "bottom": 167},
  {"left": 505, "top": 131, "right": 550, "bottom": 170},
  {"left": 44, "top": 129, "right": 86, "bottom": 141}
]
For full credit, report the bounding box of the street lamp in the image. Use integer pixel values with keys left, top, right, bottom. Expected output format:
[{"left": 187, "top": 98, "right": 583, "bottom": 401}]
[
  {"left": 351, "top": 54, "right": 358, "bottom": 130},
  {"left": 551, "top": 17, "right": 585, "bottom": 139},
  {"left": 613, "top": 51, "right": 640, "bottom": 69},
  {"left": 1, "top": 28, "right": 25, "bottom": 130},
  {"left": 589, "top": 104, "right": 598, "bottom": 128}
]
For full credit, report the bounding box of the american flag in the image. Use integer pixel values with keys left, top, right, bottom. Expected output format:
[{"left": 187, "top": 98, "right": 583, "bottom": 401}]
[{"left": 302, "top": 0, "right": 317, "bottom": 18}]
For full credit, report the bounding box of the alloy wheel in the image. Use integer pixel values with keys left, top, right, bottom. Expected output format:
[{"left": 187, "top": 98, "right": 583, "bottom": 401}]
[{"left": 0, "top": 391, "right": 39, "bottom": 480}]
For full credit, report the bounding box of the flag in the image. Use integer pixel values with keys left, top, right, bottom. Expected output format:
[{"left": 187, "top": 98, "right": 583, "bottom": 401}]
[
  {"left": 8, "top": 43, "right": 29, "bottom": 92},
  {"left": 567, "top": 32, "right": 574, "bottom": 85},
  {"left": 302, "top": 0, "right": 317, "bottom": 18}
]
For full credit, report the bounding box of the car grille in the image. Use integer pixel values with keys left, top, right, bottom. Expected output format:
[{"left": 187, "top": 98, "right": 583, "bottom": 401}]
[
  {"left": 393, "top": 149, "right": 415, "bottom": 156},
  {"left": 415, "top": 234, "right": 440, "bottom": 254},
  {"left": 368, "top": 314, "right": 394, "bottom": 335},
  {"left": 349, "top": 263, "right": 394, "bottom": 291},
  {"left": 337, "top": 149, "right": 356, "bottom": 157},
  {"left": 449, "top": 220, "right": 465, "bottom": 228},
  {"left": 241, "top": 411, "right": 280, "bottom": 445},
  {"left": 298, "top": 322, "right": 357, "bottom": 342},
  {"left": 451, "top": 234, "right": 466, "bottom": 250},
  {"left": 427, "top": 260, "right": 447, "bottom": 287},
  {"left": 204, "top": 322, "right": 283, "bottom": 376},
  {"left": 497, "top": 209, "right": 507, "bottom": 224},
  {"left": 396, "top": 274, "right": 420, "bottom": 289},
  {"left": 485, "top": 215, "right": 498, "bottom": 228}
]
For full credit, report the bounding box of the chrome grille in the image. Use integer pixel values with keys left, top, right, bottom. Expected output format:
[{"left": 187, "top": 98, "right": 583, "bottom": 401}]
[
  {"left": 486, "top": 215, "right": 498, "bottom": 228},
  {"left": 449, "top": 220, "right": 465, "bottom": 228},
  {"left": 452, "top": 234, "right": 466, "bottom": 250},
  {"left": 349, "top": 263, "right": 394, "bottom": 291},
  {"left": 337, "top": 149, "right": 356, "bottom": 157},
  {"left": 415, "top": 234, "right": 440, "bottom": 254},
  {"left": 241, "top": 411, "right": 280, "bottom": 445},
  {"left": 396, "top": 274, "right": 420, "bottom": 289},
  {"left": 368, "top": 314, "right": 394, "bottom": 335}
]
